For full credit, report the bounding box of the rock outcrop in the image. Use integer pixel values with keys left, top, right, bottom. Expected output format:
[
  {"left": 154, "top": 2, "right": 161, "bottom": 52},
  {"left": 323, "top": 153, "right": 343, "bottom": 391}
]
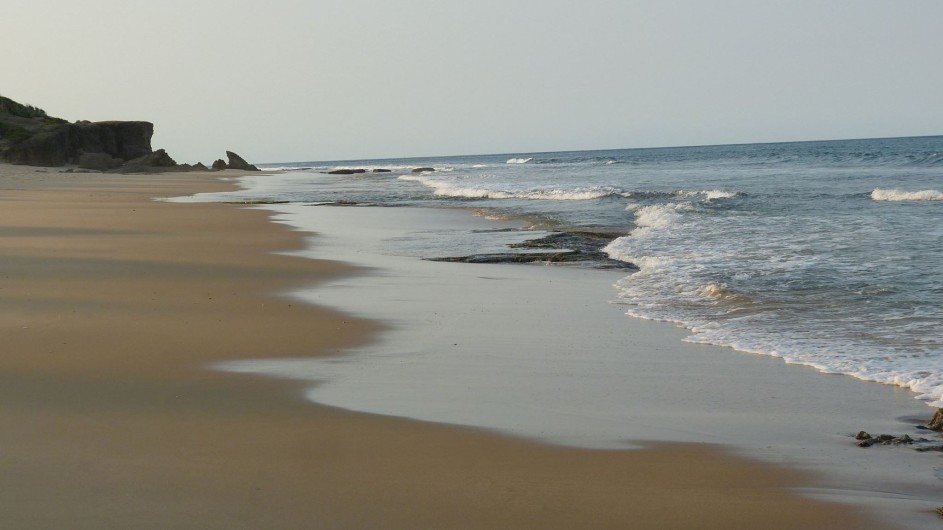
[
  {"left": 2, "top": 119, "right": 154, "bottom": 167},
  {"left": 78, "top": 152, "right": 121, "bottom": 171},
  {"left": 208, "top": 151, "right": 260, "bottom": 172},
  {"left": 1, "top": 96, "right": 260, "bottom": 174},
  {"left": 114, "top": 149, "right": 177, "bottom": 173},
  {"left": 225, "top": 150, "right": 259, "bottom": 171},
  {"left": 927, "top": 408, "right": 943, "bottom": 432}
]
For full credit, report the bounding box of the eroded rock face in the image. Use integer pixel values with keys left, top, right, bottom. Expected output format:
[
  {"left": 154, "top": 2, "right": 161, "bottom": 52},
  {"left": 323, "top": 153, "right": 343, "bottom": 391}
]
[
  {"left": 124, "top": 148, "right": 177, "bottom": 167},
  {"left": 212, "top": 159, "right": 227, "bottom": 171},
  {"left": 78, "top": 152, "right": 121, "bottom": 171},
  {"left": 112, "top": 149, "right": 178, "bottom": 173},
  {"left": 2, "top": 121, "right": 154, "bottom": 166},
  {"left": 225, "top": 150, "right": 259, "bottom": 171}
]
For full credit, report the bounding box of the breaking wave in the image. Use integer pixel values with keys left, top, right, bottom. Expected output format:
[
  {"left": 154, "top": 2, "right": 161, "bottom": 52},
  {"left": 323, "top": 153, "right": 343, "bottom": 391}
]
[
  {"left": 871, "top": 188, "right": 943, "bottom": 202},
  {"left": 398, "top": 175, "right": 628, "bottom": 200}
]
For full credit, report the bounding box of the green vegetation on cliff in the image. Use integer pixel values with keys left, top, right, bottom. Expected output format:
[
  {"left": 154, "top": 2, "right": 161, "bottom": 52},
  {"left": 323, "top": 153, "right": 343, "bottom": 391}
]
[{"left": 0, "top": 96, "right": 49, "bottom": 119}]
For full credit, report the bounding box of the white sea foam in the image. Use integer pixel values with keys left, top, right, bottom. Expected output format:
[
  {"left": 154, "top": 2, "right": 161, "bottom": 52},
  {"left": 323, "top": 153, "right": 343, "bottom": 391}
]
[
  {"left": 703, "top": 190, "right": 739, "bottom": 200},
  {"left": 629, "top": 203, "right": 689, "bottom": 229},
  {"left": 674, "top": 190, "right": 739, "bottom": 200},
  {"left": 871, "top": 188, "right": 943, "bottom": 201},
  {"left": 398, "top": 175, "right": 627, "bottom": 201},
  {"left": 506, "top": 157, "right": 534, "bottom": 164}
]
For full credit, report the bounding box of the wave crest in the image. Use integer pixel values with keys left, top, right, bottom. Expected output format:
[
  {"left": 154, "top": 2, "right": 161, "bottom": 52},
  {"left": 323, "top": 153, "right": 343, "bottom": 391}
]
[
  {"left": 871, "top": 188, "right": 943, "bottom": 202},
  {"left": 506, "top": 157, "right": 533, "bottom": 164},
  {"left": 398, "top": 175, "right": 628, "bottom": 201}
]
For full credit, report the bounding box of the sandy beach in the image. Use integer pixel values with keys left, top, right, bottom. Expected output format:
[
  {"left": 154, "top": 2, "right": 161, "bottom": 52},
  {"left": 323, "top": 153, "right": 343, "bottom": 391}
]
[{"left": 0, "top": 163, "right": 897, "bottom": 529}]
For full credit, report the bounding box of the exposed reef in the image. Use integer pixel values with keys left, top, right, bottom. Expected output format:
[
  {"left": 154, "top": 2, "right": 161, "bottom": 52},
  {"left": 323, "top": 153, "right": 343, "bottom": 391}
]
[{"left": 427, "top": 230, "right": 637, "bottom": 269}]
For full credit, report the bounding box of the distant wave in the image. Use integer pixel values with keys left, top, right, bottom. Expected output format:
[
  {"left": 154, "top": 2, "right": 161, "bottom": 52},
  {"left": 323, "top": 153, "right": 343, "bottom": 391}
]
[
  {"left": 623, "top": 190, "right": 741, "bottom": 201},
  {"left": 399, "top": 175, "right": 628, "bottom": 200},
  {"left": 907, "top": 152, "right": 943, "bottom": 167},
  {"left": 871, "top": 188, "right": 943, "bottom": 202},
  {"left": 506, "top": 157, "right": 533, "bottom": 164},
  {"left": 673, "top": 190, "right": 740, "bottom": 200}
]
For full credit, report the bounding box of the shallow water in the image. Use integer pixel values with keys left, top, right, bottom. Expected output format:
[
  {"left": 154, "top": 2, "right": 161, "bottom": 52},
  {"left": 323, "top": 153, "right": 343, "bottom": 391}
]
[{"left": 184, "top": 136, "right": 943, "bottom": 408}]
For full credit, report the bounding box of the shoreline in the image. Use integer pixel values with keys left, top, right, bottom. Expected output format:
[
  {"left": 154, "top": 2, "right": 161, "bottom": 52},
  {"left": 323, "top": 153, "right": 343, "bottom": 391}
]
[
  {"left": 219, "top": 201, "right": 941, "bottom": 525},
  {"left": 0, "top": 163, "right": 909, "bottom": 528}
]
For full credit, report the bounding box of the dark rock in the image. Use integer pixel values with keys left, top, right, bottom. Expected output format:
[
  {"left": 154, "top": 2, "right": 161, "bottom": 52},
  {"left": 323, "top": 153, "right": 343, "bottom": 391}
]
[
  {"left": 1, "top": 120, "right": 153, "bottom": 166},
  {"left": 857, "top": 439, "right": 874, "bottom": 448},
  {"left": 892, "top": 434, "right": 914, "bottom": 445},
  {"left": 78, "top": 152, "right": 120, "bottom": 171},
  {"left": 225, "top": 150, "right": 259, "bottom": 171},
  {"left": 212, "top": 159, "right": 227, "bottom": 171},
  {"left": 927, "top": 408, "right": 943, "bottom": 432},
  {"left": 192, "top": 162, "right": 208, "bottom": 171},
  {"left": 855, "top": 431, "right": 872, "bottom": 440},
  {"left": 327, "top": 169, "right": 367, "bottom": 175},
  {"left": 124, "top": 148, "right": 176, "bottom": 167},
  {"left": 412, "top": 167, "right": 435, "bottom": 173},
  {"left": 110, "top": 149, "right": 179, "bottom": 173},
  {"left": 372, "top": 168, "right": 392, "bottom": 173}
]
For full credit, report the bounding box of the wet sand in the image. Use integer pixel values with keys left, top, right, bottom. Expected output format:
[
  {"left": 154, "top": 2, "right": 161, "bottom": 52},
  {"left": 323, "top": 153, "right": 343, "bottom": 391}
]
[{"left": 0, "top": 163, "right": 891, "bottom": 529}]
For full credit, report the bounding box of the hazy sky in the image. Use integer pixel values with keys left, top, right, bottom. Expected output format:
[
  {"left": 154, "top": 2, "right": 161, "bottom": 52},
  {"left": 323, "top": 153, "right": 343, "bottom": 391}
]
[{"left": 4, "top": 1, "right": 941, "bottom": 163}]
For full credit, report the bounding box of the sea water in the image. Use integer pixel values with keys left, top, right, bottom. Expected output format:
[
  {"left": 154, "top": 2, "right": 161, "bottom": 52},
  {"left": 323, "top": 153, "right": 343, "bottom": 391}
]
[{"left": 207, "top": 135, "right": 943, "bottom": 409}]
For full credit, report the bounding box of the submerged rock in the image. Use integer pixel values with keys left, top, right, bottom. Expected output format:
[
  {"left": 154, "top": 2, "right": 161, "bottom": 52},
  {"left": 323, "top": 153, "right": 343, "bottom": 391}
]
[
  {"left": 327, "top": 169, "right": 368, "bottom": 175},
  {"left": 412, "top": 167, "right": 435, "bottom": 173}
]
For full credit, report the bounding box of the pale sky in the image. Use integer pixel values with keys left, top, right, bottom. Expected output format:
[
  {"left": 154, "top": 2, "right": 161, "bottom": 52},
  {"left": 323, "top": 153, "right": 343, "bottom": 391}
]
[{"left": 3, "top": 1, "right": 941, "bottom": 163}]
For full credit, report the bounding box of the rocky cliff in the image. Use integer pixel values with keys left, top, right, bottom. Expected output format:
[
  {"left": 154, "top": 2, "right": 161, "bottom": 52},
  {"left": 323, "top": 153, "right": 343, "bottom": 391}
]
[
  {"left": 0, "top": 96, "right": 261, "bottom": 173},
  {"left": 2, "top": 119, "right": 154, "bottom": 166},
  {"left": 0, "top": 96, "right": 156, "bottom": 167}
]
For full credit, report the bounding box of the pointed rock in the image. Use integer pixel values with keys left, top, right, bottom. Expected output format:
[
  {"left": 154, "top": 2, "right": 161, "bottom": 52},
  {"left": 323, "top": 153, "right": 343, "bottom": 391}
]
[
  {"left": 225, "top": 150, "right": 259, "bottom": 171},
  {"left": 927, "top": 408, "right": 943, "bottom": 432}
]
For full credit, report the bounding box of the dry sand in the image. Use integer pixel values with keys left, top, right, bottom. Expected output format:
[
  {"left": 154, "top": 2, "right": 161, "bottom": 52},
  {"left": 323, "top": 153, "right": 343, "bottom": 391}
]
[{"left": 0, "top": 164, "right": 892, "bottom": 529}]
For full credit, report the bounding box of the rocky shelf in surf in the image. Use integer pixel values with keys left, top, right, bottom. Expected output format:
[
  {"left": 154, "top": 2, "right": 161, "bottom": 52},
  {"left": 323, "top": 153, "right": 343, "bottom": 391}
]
[
  {"left": 427, "top": 229, "right": 638, "bottom": 270},
  {"left": 853, "top": 408, "right": 943, "bottom": 451}
]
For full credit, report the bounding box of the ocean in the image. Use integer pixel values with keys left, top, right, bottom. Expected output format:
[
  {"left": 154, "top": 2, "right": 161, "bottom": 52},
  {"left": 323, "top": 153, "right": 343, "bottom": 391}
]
[{"left": 211, "top": 135, "right": 943, "bottom": 411}]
